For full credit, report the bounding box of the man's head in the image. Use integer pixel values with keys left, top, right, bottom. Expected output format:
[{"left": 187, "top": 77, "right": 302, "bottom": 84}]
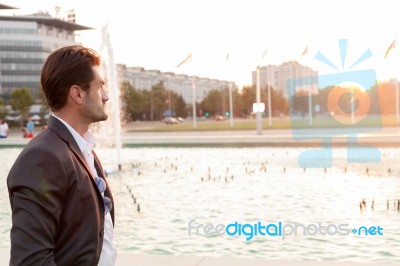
[
  {"left": 41, "top": 45, "right": 108, "bottom": 123},
  {"left": 41, "top": 45, "right": 100, "bottom": 111}
]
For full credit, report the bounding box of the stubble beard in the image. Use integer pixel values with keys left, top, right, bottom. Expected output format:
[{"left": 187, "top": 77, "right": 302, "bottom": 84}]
[
  {"left": 93, "top": 107, "right": 108, "bottom": 123},
  {"left": 85, "top": 103, "right": 108, "bottom": 123}
]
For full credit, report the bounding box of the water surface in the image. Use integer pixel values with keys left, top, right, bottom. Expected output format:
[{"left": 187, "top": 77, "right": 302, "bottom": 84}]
[{"left": 0, "top": 147, "right": 399, "bottom": 263}]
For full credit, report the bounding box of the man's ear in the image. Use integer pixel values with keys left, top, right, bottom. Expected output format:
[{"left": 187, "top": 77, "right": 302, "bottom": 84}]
[{"left": 69, "top": 85, "right": 84, "bottom": 105}]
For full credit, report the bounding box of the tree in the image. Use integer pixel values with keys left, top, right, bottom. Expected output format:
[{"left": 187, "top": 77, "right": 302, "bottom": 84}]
[
  {"left": 141, "top": 90, "right": 152, "bottom": 121},
  {"left": 11, "top": 88, "right": 35, "bottom": 126},
  {"left": 228, "top": 88, "right": 241, "bottom": 118},
  {"left": 201, "top": 89, "right": 223, "bottom": 116},
  {"left": 169, "top": 91, "right": 187, "bottom": 118},
  {"left": 261, "top": 85, "right": 288, "bottom": 116},
  {"left": 0, "top": 97, "right": 7, "bottom": 119},
  {"left": 150, "top": 82, "right": 167, "bottom": 121},
  {"left": 240, "top": 85, "right": 256, "bottom": 116},
  {"left": 375, "top": 82, "right": 395, "bottom": 115},
  {"left": 120, "top": 81, "right": 146, "bottom": 121},
  {"left": 291, "top": 90, "right": 309, "bottom": 117}
]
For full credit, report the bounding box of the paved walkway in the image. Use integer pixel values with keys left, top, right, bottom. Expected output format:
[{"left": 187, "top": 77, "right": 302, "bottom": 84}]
[
  {"left": 0, "top": 249, "right": 397, "bottom": 265},
  {"left": 122, "top": 127, "right": 400, "bottom": 147},
  {"left": 1, "top": 127, "right": 400, "bottom": 147}
]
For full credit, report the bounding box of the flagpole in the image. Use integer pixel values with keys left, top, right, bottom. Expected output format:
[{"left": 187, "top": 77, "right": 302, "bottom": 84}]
[
  {"left": 308, "top": 86, "right": 312, "bottom": 126},
  {"left": 255, "top": 49, "right": 268, "bottom": 135},
  {"left": 267, "top": 80, "right": 272, "bottom": 127},
  {"left": 256, "top": 66, "right": 262, "bottom": 135},
  {"left": 192, "top": 76, "right": 197, "bottom": 128},
  {"left": 0, "top": 58, "right": 2, "bottom": 93},
  {"left": 229, "top": 82, "right": 233, "bottom": 128},
  {"left": 351, "top": 87, "right": 355, "bottom": 124},
  {"left": 385, "top": 40, "right": 398, "bottom": 123},
  {"left": 396, "top": 79, "right": 399, "bottom": 123},
  {"left": 300, "top": 46, "right": 312, "bottom": 126},
  {"left": 225, "top": 53, "right": 234, "bottom": 128},
  {"left": 176, "top": 53, "right": 196, "bottom": 128}
]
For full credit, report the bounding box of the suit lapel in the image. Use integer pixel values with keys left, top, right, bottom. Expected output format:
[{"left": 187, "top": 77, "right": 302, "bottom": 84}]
[
  {"left": 48, "top": 116, "right": 104, "bottom": 203},
  {"left": 48, "top": 116, "right": 114, "bottom": 222},
  {"left": 48, "top": 116, "right": 94, "bottom": 179}
]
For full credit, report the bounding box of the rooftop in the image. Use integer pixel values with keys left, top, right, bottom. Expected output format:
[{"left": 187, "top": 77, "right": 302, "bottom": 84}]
[
  {"left": 0, "top": 3, "right": 16, "bottom": 9},
  {"left": 0, "top": 13, "right": 92, "bottom": 31}
]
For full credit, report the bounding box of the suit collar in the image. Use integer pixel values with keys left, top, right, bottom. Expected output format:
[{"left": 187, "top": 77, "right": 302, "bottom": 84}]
[
  {"left": 48, "top": 116, "right": 114, "bottom": 223},
  {"left": 48, "top": 115, "right": 80, "bottom": 151},
  {"left": 48, "top": 116, "right": 94, "bottom": 179}
]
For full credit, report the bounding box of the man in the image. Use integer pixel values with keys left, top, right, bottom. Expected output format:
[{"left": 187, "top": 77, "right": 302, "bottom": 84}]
[
  {"left": 7, "top": 45, "right": 116, "bottom": 265},
  {"left": 0, "top": 119, "right": 9, "bottom": 138},
  {"left": 25, "top": 117, "right": 34, "bottom": 138}
]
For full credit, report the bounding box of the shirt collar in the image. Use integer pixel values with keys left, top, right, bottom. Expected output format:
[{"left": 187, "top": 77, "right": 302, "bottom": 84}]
[{"left": 51, "top": 114, "right": 96, "bottom": 153}]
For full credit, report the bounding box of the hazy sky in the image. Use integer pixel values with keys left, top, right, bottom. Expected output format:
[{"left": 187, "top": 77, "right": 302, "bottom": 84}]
[{"left": 2, "top": 0, "right": 400, "bottom": 87}]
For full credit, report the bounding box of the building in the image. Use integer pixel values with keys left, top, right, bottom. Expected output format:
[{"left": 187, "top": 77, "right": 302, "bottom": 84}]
[
  {"left": 0, "top": 4, "right": 234, "bottom": 105},
  {"left": 0, "top": 3, "right": 16, "bottom": 9},
  {"left": 117, "top": 64, "right": 236, "bottom": 104},
  {"left": 0, "top": 10, "right": 91, "bottom": 99},
  {"left": 252, "top": 61, "right": 318, "bottom": 98}
]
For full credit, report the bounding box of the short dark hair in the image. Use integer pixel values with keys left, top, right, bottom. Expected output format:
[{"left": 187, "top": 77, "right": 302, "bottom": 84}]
[{"left": 41, "top": 45, "right": 101, "bottom": 111}]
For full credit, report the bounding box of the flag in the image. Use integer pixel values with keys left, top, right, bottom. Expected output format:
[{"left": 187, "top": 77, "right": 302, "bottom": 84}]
[
  {"left": 301, "top": 46, "right": 308, "bottom": 57},
  {"left": 177, "top": 53, "right": 192, "bottom": 68},
  {"left": 385, "top": 40, "right": 396, "bottom": 59},
  {"left": 260, "top": 49, "right": 268, "bottom": 60}
]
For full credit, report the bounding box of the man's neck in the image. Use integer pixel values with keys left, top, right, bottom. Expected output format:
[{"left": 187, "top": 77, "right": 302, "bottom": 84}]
[{"left": 53, "top": 111, "right": 89, "bottom": 136}]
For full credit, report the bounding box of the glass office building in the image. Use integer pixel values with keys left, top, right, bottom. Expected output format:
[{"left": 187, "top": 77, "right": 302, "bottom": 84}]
[{"left": 0, "top": 11, "right": 91, "bottom": 99}]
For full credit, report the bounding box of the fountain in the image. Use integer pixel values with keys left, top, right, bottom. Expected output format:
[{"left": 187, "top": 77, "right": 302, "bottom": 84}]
[
  {"left": 92, "top": 24, "right": 122, "bottom": 171},
  {"left": 1, "top": 143, "right": 400, "bottom": 262}
]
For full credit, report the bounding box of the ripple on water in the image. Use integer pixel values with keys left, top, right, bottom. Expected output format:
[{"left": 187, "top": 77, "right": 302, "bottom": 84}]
[{"left": 1, "top": 147, "right": 400, "bottom": 263}]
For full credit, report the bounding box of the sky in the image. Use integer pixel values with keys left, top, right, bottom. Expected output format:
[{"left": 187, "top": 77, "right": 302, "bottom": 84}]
[{"left": 2, "top": 0, "right": 400, "bottom": 88}]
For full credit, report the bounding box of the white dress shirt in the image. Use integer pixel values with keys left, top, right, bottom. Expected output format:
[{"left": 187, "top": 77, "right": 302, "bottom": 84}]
[{"left": 52, "top": 114, "right": 117, "bottom": 266}]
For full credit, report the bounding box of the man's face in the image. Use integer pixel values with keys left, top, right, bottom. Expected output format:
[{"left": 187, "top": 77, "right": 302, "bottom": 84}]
[{"left": 82, "top": 66, "right": 109, "bottom": 123}]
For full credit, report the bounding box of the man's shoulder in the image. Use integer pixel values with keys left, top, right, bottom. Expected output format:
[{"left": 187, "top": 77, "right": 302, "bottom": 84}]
[
  {"left": 25, "top": 128, "right": 68, "bottom": 152},
  {"left": 9, "top": 129, "right": 70, "bottom": 176}
]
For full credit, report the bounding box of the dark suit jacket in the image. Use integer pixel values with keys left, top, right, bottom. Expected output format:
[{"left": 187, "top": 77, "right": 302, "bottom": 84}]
[{"left": 7, "top": 116, "right": 115, "bottom": 266}]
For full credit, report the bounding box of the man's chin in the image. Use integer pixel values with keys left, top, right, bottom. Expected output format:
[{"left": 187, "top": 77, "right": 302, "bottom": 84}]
[
  {"left": 92, "top": 114, "right": 108, "bottom": 123},
  {"left": 99, "top": 114, "right": 108, "bottom": 121}
]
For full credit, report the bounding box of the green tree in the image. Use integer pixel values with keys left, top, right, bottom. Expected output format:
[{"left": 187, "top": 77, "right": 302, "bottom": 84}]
[
  {"left": 120, "top": 81, "right": 146, "bottom": 121},
  {"left": 169, "top": 91, "right": 187, "bottom": 117},
  {"left": 0, "top": 97, "right": 7, "bottom": 119},
  {"left": 201, "top": 89, "right": 223, "bottom": 116},
  {"left": 240, "top": 85, "right": 256, "bottom": 116},
  {"left": 291, "top": 90, "right": 309, "bottom": 117},
  {"left": 231, "top": 88, "right": 243, "bottom": 118},
  {"left": 141, "top": 90, "right": 152, "bottom": 121},
  {"left": 150, "top": 82, "right": 167, "bottom": 121},
  {"left": 11, "top": 88, "right": 35, "bottom": 126},
  {"left": 261, "top": 85, "right": 288, "bottom": 116}
]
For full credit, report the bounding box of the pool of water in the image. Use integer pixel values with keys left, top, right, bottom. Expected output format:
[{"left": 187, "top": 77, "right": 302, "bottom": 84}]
[{"left": 1, "top": 147, "right": 399, "bottom": 263}]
